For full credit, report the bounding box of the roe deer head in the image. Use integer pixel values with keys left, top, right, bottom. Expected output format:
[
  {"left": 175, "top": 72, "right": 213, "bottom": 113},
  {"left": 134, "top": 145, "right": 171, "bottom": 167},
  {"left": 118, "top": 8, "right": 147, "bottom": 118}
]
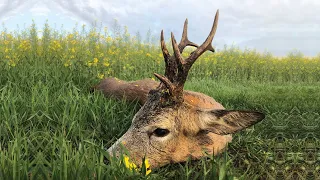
[{"left": 93, "top": 10, "right": 265, "bottom": 168}]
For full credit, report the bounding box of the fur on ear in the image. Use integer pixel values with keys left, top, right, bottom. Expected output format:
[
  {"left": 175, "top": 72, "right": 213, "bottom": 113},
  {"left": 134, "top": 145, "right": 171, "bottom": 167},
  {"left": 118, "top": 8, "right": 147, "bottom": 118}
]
[{"left": 199, "top": 110, "right": 265, "bottom": 135}]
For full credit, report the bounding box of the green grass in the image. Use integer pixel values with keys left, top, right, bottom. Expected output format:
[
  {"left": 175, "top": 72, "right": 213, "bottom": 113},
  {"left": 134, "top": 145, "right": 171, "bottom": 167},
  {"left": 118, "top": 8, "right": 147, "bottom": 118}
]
[
  {"left": 0, "top": 22, "right": 319, "bottom": 179},
  {"left": 0, "top": 60, "right": 318, "bottom": 179}
]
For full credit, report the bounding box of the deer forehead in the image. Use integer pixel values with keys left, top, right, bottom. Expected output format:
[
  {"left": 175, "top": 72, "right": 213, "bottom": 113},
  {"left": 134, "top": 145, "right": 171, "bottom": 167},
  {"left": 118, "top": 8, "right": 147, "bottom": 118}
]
[{"left": 131, "top": 103, "right": 200, "bottom": 131}]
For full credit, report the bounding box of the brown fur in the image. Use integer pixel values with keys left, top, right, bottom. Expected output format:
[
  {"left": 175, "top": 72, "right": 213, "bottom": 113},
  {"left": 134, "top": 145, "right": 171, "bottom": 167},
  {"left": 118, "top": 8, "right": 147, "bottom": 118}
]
[
  {"left": 92, "top": 77, "right": 224, "bottom": 109},
  {"left": 92, "top": 78, "right": 264, "bottom": 168}
]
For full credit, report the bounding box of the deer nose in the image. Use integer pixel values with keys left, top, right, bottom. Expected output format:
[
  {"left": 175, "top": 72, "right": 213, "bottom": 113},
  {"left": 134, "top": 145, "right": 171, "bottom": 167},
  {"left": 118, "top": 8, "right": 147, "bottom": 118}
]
[
  {"left": 104, "top": 156, "right": 110, "bottom": 164},
  {"left": 107, "top": 138, "right": 123, "bottom": 156}
]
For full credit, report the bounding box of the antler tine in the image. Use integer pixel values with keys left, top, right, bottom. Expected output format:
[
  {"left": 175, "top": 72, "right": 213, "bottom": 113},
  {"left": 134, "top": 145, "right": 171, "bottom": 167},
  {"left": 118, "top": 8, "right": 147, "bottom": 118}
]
[
  {"left": 185, "top": 9, "right": 219, "bottom": 67},
  {"left": 154, "top": 73, "right": 174, "bottom": 95},
  {"left": 161, "top": 30, "right": 171, "bottom": 63},
  {"left": 161, "top": 30, "right": 177, "bottom": 79},
  {"left": 178, "top": 19, "right": 199, "bottom": 53},
  {"left": 171, "top": 32, "right": 184, "bottom": 74}
]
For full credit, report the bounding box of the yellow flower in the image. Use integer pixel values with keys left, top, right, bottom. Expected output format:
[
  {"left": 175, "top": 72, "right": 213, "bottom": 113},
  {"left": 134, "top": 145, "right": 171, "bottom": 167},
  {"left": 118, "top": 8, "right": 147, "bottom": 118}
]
[
  {"left": 144, "top": 160, "right": 151, "bottom": 175},
  {"left": 123, "top": 155, "right": 151, "bottom": 175},
  {"left": 97, "top": 73, "right": 104, "bottom": 79},
  {"left": 123, "top": 155, "right": 137, "bottom": 170},
  {"left": 64, "top": 60, "right": 71, "bottom": 67},
  {"left": 9, "top": 60, "right": 16, "bottom": 67},
  {"left": 67, "top": 34, "right": 73, "bottom": 39},
  {"left": 87, "top": 62, "right": 93, "bottom": 67},
  {"left": 106, "top": 36, "right": 112, "bottom": 43},
  {"left": 103, "top": 62, "right": 110, "bottom": 67},
  {"left": 93, "top": 58, "right": 99, "bottom": 64}
]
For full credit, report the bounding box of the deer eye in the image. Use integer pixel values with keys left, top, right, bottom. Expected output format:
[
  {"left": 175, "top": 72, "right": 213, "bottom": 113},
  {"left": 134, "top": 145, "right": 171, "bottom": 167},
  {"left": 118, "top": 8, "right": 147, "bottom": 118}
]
[{"left": 153, "top": 128, "right": 170, "bottom": 137}]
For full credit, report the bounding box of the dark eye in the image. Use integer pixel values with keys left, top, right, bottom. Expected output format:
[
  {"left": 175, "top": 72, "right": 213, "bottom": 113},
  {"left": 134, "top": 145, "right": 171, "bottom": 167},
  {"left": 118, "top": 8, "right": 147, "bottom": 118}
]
[{"left": 153, "top": 128, "right": 170, "bottom": 137}]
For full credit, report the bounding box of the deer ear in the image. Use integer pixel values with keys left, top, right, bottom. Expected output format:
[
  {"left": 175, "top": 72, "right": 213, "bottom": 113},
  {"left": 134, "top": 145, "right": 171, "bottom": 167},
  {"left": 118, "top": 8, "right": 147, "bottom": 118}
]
[{"left": 199, "top": 110, "right": 265, "bottom": 135}]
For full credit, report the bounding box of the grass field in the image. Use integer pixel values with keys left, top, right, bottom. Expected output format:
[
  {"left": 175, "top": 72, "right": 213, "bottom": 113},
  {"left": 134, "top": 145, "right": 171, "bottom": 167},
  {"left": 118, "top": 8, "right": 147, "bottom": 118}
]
[{"left": 0, "top": 21, "right": 319, "bottom": 179}]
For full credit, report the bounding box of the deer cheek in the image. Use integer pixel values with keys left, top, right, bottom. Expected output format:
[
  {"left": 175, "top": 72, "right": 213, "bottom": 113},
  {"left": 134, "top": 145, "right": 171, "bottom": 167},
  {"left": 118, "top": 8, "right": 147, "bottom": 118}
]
[{"left": 168, "top": 146, "right": 176, "bottom": 153}]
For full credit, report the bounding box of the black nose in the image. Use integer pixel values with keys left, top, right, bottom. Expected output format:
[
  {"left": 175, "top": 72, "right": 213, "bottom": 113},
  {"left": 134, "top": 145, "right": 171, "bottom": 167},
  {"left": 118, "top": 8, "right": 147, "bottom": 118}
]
[
  {"left": 104, "top": 156, "right": 110, "bottom": 164},
  {"left": 89, "top": 86, "right": 96, "bottom": 93}
]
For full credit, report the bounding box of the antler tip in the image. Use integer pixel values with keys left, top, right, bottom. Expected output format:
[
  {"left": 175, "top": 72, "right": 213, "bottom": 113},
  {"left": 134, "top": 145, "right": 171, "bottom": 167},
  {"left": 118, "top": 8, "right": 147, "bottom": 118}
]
[
  {"left": 170, "top": 32, "right": 176, "bottom": 41},
  {"left": 216, "top": 9, "right": 220, "bottom": 17},
  {"left": 153, "top": 73, "right": 163, "bottom": 82},
  {"left": 154, "top": 73, "right": 174, "bottom": 94}
]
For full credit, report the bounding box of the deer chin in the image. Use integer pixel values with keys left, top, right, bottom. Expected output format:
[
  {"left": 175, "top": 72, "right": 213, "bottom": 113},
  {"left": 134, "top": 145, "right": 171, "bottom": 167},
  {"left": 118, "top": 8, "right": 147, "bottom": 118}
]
[
  {"left": 107, "top": 134, "right": 233, "bottom": 168},
  {"left": 107, "top": 140, "right": 169, "bottom": 168}
]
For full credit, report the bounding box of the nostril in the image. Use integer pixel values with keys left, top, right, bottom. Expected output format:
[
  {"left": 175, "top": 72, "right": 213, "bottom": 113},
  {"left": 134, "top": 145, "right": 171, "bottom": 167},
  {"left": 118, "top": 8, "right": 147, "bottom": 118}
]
[
  {"left": 104, "top": 156, "right": 110, "bottom": 165},
  {"left": 89, "top": 86, "right": 97, "bottom": 93}
]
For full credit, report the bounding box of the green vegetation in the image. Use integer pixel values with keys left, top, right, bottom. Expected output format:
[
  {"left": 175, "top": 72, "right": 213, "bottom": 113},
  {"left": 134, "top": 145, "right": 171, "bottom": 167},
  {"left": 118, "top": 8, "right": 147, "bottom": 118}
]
[{"left": 0, "top": 21, "right": 319, "bottom": 179}]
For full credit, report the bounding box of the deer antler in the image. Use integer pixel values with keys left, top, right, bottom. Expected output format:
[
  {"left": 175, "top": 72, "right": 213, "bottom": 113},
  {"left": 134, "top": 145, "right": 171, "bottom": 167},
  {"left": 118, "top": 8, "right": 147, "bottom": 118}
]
[
  {"left": 178, "top": 19, "right": 199, "bottom": 53},
  {"left": 155, "top": 10, "right": 219, "bottom": 103}
]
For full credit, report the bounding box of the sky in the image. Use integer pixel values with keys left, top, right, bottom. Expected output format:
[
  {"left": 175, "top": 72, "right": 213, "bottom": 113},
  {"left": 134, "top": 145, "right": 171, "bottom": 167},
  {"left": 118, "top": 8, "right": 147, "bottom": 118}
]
[{"left": 1, "top": 0, "right": 320, "bottom": 56}]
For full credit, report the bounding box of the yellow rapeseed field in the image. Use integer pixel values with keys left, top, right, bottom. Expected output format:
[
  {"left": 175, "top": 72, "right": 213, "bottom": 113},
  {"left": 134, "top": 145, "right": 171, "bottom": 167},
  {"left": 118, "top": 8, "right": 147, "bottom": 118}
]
[{"left": 0, "top": 22, "right": 319, "bottom": 82}]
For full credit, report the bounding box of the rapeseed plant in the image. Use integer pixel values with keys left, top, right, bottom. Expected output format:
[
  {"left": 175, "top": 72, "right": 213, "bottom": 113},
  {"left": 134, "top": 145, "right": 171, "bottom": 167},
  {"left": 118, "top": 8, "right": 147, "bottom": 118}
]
[{"left": 0, "top": 21, "right": 317, "bottom": 83}]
